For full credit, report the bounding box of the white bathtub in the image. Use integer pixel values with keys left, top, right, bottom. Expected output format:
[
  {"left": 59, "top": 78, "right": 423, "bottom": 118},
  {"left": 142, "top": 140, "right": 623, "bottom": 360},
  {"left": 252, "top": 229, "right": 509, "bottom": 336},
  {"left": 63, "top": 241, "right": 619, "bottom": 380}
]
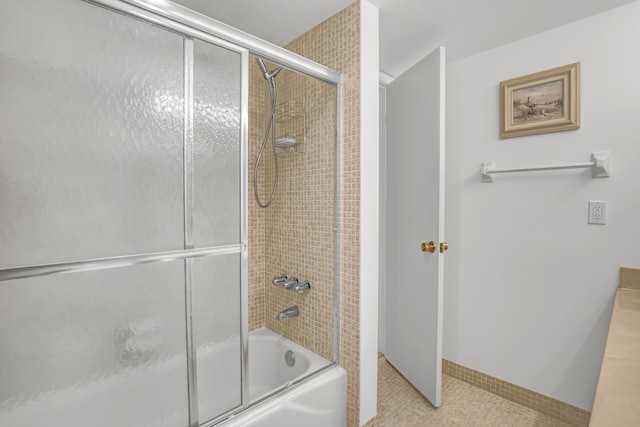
[
  {"left": 246, "top": 327, "right": 333, "bottom": 401},
  {"left": 0, "top": 327, "right": 346, "bottom": 427},
  {"left": 220, "top": 366, "right": 346, "bottom": 427},
  {"left": 216, "top": 327, "right": 346, "bottom": 427}
]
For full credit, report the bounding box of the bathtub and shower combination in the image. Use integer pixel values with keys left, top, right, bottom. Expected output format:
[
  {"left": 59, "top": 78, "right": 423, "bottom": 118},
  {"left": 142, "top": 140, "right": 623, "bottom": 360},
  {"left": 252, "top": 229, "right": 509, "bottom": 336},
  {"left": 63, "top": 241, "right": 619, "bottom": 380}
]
[
  {"left": 0, "top": 327, "right": 345, "bottom": 426},
  {"left": 0, "top": 1, "right": 345, "bottom": 426}
]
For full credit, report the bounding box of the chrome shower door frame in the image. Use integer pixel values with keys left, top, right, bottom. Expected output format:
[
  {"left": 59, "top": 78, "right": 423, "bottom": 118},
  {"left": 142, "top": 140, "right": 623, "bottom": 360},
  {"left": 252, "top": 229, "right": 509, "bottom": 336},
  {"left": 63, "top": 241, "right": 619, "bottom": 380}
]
[
  {"left": 0, "top": 3, "right": 250, "bottom": 424},
  {"left": 81, "top": 0, "right": 342, "bottom": 425}
]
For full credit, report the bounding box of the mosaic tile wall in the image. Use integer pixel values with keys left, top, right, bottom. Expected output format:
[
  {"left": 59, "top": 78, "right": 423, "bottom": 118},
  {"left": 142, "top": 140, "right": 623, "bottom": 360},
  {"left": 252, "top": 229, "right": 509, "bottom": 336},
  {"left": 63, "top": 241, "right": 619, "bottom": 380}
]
[
  {"left": 247, "top": 2, "right": 362, "bottom": 426},
  {"left": 283, "top": 3, "right": 361, "bottom": 426},
  {"left": 248, "top": 40, "right": 338, "bottom": 357},
  {"left": 261, "top": 67, "right": 337, "bottom": 361}
]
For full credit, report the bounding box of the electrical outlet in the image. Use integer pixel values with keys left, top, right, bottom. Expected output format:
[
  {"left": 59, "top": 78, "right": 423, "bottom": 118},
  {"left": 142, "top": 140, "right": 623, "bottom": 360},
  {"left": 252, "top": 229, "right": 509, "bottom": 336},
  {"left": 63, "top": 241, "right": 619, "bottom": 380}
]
[{"left": 588, "top": 201, "right": 607, "bottom": 225}]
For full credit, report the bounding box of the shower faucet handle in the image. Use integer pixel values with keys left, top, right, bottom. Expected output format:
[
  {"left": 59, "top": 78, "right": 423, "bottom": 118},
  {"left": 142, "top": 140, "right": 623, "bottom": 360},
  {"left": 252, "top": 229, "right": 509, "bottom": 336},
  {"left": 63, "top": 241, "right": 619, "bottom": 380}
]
[
  {"left": 274, "top": 275, "right": 311, "bottom": 293},
  {"left": 273, "top": 275, "right": 288, "bottom": 285},
  {"left": 283, "top": 277, "right": 299, "bottom": 289},
  {"left": 293, "top": 280, "right": 311, "bottom": 294}
]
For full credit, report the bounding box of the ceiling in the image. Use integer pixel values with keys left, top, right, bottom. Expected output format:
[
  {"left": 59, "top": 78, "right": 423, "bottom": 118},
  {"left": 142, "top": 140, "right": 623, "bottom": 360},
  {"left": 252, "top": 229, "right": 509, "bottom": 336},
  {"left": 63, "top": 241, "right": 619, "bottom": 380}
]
[{"left": 171, "top": 0, "right": 638, "bottom": 79}]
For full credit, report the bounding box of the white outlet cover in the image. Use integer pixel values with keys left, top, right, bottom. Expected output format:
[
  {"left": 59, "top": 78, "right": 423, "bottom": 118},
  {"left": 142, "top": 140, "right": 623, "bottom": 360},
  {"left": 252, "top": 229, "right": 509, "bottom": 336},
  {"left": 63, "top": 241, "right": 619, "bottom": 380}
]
[{"left": 588, "top": 201, "right": 607, "bottom": 225}]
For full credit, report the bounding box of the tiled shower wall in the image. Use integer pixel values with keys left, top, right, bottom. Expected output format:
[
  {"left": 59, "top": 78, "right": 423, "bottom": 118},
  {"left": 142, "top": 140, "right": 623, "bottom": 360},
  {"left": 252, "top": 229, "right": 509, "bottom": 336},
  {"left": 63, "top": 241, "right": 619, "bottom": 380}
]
[
  {"left": 248, "top": 2, "right": 362, "bottom": 426},
  {"left": 249, "top": 60, "right": 337, "bottom": 358},
  {"left": 261, "top": 68, "right": 337, "bottom": 360}
]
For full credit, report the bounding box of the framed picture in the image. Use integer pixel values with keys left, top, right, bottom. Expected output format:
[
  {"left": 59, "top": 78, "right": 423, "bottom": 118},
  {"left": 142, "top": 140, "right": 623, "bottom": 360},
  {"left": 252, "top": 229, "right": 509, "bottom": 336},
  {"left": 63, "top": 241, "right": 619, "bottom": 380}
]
[{"left": 500, "top": 62, "right": 580, "bottom": 139}]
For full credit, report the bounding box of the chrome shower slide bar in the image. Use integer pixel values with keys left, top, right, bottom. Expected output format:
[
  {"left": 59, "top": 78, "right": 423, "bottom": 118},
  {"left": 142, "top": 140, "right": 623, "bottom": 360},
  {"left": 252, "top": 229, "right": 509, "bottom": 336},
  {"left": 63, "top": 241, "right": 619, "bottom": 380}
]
[
  {"left": 0, "top": 244, "right": 243, "bottom": 282},
  {"left": 480, "top": 151, "right": 610, "bottom": 182}
]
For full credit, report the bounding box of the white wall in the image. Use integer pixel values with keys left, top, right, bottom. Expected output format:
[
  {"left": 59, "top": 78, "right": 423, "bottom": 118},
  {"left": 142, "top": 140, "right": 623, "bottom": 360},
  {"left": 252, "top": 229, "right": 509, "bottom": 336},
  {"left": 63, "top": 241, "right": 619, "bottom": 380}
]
[
  {"left": 444, "top": 1, "right": 640, "bottom": 410},
  {"left": 360, "top": 0, "right": 379, "bottom": 424}
]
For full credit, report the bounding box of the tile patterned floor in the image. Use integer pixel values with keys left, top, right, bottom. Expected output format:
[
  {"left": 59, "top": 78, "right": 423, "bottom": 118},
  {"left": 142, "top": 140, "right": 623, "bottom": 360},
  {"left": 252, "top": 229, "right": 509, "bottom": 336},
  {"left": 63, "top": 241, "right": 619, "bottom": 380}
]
[{"left": 373, "top": 358, "right": 574, "bottom": 427}]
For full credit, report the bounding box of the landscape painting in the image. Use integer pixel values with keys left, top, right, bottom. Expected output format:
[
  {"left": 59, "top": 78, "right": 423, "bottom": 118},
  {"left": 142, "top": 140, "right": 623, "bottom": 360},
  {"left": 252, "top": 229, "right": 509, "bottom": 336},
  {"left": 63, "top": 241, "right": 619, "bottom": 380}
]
[
  {"left": 500, "top": 63, "right": 580, "bottom": 138},
  {"left": 512, "top": 79, "right": 563, "bottom": 124}
]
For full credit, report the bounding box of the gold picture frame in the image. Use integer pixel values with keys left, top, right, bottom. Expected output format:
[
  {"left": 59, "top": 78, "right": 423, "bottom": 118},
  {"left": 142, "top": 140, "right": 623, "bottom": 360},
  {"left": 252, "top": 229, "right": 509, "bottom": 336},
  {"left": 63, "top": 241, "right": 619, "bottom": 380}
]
[{"left": 500, "top": 62, "right": 580, "bottom": 139}]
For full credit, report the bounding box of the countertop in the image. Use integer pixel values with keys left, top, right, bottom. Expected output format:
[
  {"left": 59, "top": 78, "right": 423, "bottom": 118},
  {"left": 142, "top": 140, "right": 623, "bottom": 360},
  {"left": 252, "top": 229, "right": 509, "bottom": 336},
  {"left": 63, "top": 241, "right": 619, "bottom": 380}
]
[{"left": 589, "top": 273, "right": 640, "bottom": 426}]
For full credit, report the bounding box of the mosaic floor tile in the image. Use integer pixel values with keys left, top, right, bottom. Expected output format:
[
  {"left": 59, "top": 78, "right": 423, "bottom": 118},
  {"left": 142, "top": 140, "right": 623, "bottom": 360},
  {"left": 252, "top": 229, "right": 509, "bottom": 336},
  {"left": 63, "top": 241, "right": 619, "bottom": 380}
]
[{"left": 373, "top": 358, "right": 573, "bottom": 427}]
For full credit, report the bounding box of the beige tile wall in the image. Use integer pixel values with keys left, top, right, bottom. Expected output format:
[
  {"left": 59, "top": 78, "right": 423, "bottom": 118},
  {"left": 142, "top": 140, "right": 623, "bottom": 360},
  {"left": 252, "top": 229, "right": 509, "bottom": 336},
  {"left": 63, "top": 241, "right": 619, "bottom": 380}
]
[
  {"left": 248, "top": 38, "right": 338, "bottom": 359},
  {"left": 247, "top": 2, "right": 362, "bottom": 426},
  {"left": 284, "top": 4, "right": 361, "bottom": 426},
  {"left": 262, "top": 69, "right": 337, "bottom": 361}
]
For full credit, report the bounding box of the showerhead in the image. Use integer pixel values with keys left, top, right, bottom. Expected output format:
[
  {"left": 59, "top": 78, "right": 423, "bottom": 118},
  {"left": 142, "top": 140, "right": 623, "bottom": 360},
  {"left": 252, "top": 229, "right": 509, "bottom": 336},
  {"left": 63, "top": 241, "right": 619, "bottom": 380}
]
[
  {"left": 255, "top": 57, "right": 282, "bottom": 80},
  {"left": 253, "top": 56, "right": 283, "bottom": 209}
]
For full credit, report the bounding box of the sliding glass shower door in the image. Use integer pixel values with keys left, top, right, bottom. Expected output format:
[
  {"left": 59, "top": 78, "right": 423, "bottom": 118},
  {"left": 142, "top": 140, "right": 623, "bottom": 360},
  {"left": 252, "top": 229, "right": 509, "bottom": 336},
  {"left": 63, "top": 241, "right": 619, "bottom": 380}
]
[{"left": 0, "top": 1, "right": 247, "bottom": 426}]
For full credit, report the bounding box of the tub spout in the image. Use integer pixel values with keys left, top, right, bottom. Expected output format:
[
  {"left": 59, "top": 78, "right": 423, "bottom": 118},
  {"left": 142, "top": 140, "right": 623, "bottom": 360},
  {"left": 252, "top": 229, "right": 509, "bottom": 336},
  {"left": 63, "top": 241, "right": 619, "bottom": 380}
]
[{"left": 277, "top": 306, "right": 299, "bottom": 320}]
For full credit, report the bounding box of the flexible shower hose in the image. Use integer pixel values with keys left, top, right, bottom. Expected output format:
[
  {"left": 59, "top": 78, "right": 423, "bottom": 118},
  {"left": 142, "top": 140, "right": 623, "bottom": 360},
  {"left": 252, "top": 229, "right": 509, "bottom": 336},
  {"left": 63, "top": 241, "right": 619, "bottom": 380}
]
[{"left": 253, "top": 73, "right": 279, "bottom": 208}]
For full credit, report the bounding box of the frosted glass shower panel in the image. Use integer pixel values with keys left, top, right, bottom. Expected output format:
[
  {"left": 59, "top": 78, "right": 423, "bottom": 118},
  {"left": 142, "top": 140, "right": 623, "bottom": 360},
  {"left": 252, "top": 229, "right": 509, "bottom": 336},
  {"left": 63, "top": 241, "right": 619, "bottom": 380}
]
[
  {"left": 0, "top": 261, "right": 189, "bottom": 427},
  {"left": 193, "top": 39, "right": 242, "bottom": 247},
  {"left": 0, "top": 0, "right": 185, "bottom": 268},
  {"left": 192, "top": 254, "right": 242, "bottom": 422}
]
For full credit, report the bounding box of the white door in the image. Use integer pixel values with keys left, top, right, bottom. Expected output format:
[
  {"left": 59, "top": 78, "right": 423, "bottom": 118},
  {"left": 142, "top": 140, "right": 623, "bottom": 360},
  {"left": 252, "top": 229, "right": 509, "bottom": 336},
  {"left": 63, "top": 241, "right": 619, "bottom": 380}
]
[{"left": 384, "top": 47, "right": 446, "bottom": 407}]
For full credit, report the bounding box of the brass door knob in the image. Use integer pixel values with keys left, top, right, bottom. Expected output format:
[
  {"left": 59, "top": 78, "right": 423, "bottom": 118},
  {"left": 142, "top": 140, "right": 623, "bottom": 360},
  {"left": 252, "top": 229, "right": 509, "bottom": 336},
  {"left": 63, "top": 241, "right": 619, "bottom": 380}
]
[
  {"left": 421, "top": 241, "right": 436, "bottom": 253},
  {"left": 440, "top": 242, "right": 449, "bottom": 253}
]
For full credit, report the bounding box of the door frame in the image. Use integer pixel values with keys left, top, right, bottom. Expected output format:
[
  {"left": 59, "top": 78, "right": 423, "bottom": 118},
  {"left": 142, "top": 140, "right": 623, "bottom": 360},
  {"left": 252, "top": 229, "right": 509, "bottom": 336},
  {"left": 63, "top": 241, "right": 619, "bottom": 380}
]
[{"left": 378, "top": 84, "right": 388, "bottom": 355}]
